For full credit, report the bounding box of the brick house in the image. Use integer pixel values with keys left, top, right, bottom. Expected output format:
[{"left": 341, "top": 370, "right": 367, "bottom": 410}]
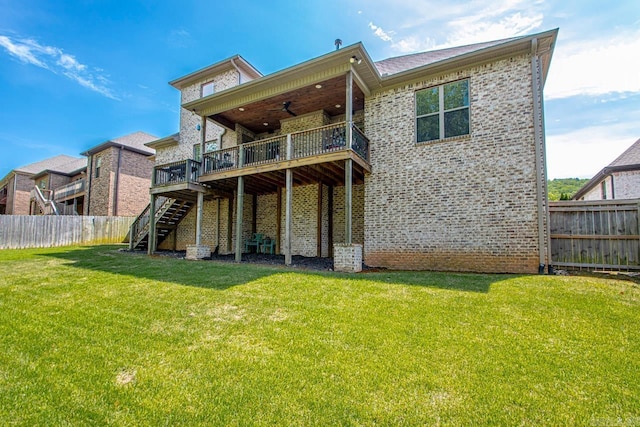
[
  {"left": 573, "top": 137, "right": 640, "bottom": 201},
  {"left": 1, "top": 131, "right": 156, "bottom": 217},
  {"left": 137, "top": 29, "right": 557, "bottom": 273},
  {"left": 29, "top": 157, "right": 87, "bottom": 215},
  {"left": 82, "top": 132, "right": 157, "bottom": 216},
  {"left": 0, "top": 155, "right": 84, "bottom": 215}
]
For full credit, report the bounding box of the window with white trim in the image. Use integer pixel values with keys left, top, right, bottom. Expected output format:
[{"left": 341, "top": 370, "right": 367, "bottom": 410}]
[
  {"left": 201, "top": 81, "right": 214, "bottom": 97},
  {"left": 416, "top": 79, "right": 470, "bottom": 143},
  {"left": 193, "top": 144, "right": 201, "bottom": 161},
  {"left": 205, "top": 139, "right": 218, "bottom": 153},
  {"left": 95, "top": 156, "right": 102, "bottom": 178}
]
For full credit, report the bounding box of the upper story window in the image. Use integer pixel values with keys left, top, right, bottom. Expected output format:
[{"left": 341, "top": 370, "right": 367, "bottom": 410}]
[
  {"left": 205, "top": 139, "right": 218, "bottom": 153},
  {"left": 193, "top": 144, "right": 201, "bottom": 161},
  {"left": 416, "top": 79, "right": 470, "bottom": 143},
  {"left": 95, "top": 156, "right": 102, "bottom": 178},
  {"left": 201, "top": 81, "right": 215, "bottom": 98}
]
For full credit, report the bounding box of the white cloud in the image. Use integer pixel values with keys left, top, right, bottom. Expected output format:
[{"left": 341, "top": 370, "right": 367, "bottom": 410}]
[
  {"left": 443, "top": 10, "right": 543, "bottom": 47},
  {"left": 368, "top": 22, "right": 394, "bottom": 42},
  {"left": 546, "top": 124, "right": 639, "bottom": 179},
  {"left": 544, "top": 29, "right": 640, "bottom": 99},
  {"left": 0, "top": 35, "right": 48, "bottom": 68},
  {"left": 365, "top": 0, "right": 544, "bottom": 53},
  {"left": 0, "top": 34, "right": 119, "bottom": 100},
  {"left": 168, "top": 28, "right": 193, "bottom": 48}
]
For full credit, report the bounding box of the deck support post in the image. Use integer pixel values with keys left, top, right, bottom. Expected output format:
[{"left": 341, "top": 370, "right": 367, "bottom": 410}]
[
  {"left": 285, "top": 134, "right": 293, "bottom": 266},
  {"left": 148, "top": 193, "right": 156, "bottom": 255},
  {"left": 186, "top": 191, "right": 212, "bottom": 260},
  {"left": 235, "top": 176, "right": 244, "bottom": 263},
  {"left": 276, "top": 186, "right": 282, "bottom": 254},
  {"left": 346, "top": 69, "right": 353, "bottom": 148},
  {"left": 195, "top": 191, "right": 204, "bottom": 246},
  {"left": 285, "top": 168, "right": 293, "bottom": 266},
  {"left": 345, "top": 158, "right": 353, "bottom": 245}
]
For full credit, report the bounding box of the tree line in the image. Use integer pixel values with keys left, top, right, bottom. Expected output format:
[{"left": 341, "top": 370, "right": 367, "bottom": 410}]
[{"left": 547, "top": 178, "right": 589, "bottom": 201}]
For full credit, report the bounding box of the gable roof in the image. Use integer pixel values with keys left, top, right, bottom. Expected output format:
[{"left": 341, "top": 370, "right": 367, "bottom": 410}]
[
  {"left": 374, "top": 37, "right": 522, "bottom": 76},
  {"left": 32, "top": 157, "right": 87, "bottom": 179},
  {"left": 81, "top": 131, "right": 158, "bottom": 156},
  {"left": 0, "top": 154, "right": 86, "bottom": 188},
  {"left": 169, "top": 55, "right": 263, "bottom": 90},
  {"left": 609, "top": 137, "right": 640, "bottom": 167},
  {"left": 14, "top": 154, "right": 83, "bottom": 175},
  {"left": 185, "top": 28, "right": 558, "bottom": 120},
  {"left": 145, "top": 132, "right": 180, "bottom": 150},
  {"left": 572, "top": 137, "right": 640, "bottom": 200}
]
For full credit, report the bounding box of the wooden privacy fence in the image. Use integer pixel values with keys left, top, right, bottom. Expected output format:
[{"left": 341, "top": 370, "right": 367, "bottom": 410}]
[
  {"left": 0, "top": 215, "right": 136, "bottom": 250},
  {"left": 549, "top": 200, "right": 640, "bottom": 270}
]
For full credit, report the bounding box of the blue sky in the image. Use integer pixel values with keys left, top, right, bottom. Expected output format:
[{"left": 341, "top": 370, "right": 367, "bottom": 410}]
[{"left": 1, "top": 0, "right": 639, "bottom": 180}]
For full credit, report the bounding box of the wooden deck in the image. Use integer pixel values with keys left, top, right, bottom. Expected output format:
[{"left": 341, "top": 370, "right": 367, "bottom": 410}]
[{"left": 151, "top": 122, "right": 370, "bottom": 197}]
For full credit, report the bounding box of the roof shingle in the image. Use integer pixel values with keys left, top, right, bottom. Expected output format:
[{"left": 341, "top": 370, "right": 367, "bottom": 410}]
[
  {"left": 374, "top": 36, "right": 522, "bottom": 76},
  {"left": 609, "top": 138, "right": 640, "bottom": 167}
]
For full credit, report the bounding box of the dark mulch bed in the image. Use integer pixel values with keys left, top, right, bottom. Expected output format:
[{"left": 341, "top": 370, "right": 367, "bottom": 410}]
[
  {"left": 147, "top": 250, "right": 336, "bottom": 271},
  {"left": 209, "top": 252, "right": 336, "bottom": 271}
]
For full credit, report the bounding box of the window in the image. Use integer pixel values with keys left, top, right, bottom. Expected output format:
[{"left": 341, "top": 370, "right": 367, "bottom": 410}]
[
  {"left": 601, "top": 181, "right": 607, "bottom": 200},
  {"left": 205, "top": 139, "right": 218, "bottom": 153},
  {"left": 193, "top": 144, "right": 201, "bottom": 161},
  {"left": 39, "top": 180, "right": 46, "bottom": 189},
  {"left": 201, "top": 81, "right": 214, "bottom": 97},
  {"left": 416, "top": 79, "right": 470, "bottom": 143},
  {"left": 95, "top": 156, "right": 102, "bottom": 178}
]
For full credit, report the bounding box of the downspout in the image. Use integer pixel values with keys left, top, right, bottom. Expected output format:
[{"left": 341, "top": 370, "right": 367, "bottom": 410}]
[
  {"left": 86, "top": 155, "right": 93, "bottom": 215},
  {"left": 12, "top": 172, "right": 17, "bottom": 214},
  {"left": 230, "top": 57, "right": 242, "bottom": 85},
  {"left": 610, "top": 173, "right": 615, "bottom": 199},
  {"left": 531, "top": 38, "right": 549, "bottom": 274},
  {"left": 113, "top": 145, "right": 123, "bottom": 216}
]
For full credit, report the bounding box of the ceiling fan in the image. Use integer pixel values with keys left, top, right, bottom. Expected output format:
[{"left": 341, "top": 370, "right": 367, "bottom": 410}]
[{"left": 269, "top": 101, "right": 297, "bottom": 117}]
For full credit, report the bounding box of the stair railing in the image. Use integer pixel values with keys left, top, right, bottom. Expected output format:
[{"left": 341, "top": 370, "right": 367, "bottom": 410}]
[
  {"left": 129, "top": 196, "right": 173, "bottom": 250},
  {"left": 31, "top": 186, "right": 59, "bottom": 215}
]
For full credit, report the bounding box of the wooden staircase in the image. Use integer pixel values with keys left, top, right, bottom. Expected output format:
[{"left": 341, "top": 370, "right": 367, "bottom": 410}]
[
  {"left": 129, "top": 197, "right": 194, "bottom": 250},
  {"left": 31, "top": 186, "right": 60, "bottom": 215}
]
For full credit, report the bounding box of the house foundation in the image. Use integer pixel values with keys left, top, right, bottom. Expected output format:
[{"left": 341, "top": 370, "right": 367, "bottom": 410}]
[
  {"left": 333, "top": 243, "right": 362, "bottom": 272},
  {"left": 186, "top": 244, "right": 211, "bottom": 260}
]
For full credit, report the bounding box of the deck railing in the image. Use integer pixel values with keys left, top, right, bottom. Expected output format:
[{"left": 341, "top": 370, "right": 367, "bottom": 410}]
[
  {"left": 243, "top": 135, "right": 287, "bottom": 166},
  {"left": 156, "top": 122, "right": 370, "bottom": 186},
  {"left": 128, "top": 196, "right": 172, "bottom": 249},
  {"left": 352, "top": 125, "right": 369, "bottom": 161},
  {"left": 153, "top": 159, "right": 201, "bottom": 186},
  {"left": 54, "top": 179, "right": 85, "bottom": 201}
]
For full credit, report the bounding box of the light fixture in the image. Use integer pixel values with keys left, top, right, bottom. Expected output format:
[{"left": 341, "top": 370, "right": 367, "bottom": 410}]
[
  {"left": 315, "top": 84, "right": 322, "bottom": 89},
  {"left": 350, "top": 56, "right": 362, "bottom": 64},
  {"left": 335, "top": 104, "right": 341, "bottom": 108},
  {"left": 196, "top": 124, "right": 201, "bottom": 131},
  {"left": 239, "top": 107, "right": 245, "bottom": 111},
  {"left": 263, "top": 122, "right": 269, "bottom": 126}
]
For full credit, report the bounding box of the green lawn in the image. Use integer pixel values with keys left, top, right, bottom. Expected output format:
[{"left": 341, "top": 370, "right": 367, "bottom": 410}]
[{"left": 1, "top": 245, "right": 638, "bottom": 425}]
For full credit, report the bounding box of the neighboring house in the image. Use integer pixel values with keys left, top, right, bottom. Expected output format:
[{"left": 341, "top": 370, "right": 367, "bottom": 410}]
[
  {"left": 81, "top": 131, "right": 157, "bottom": 216},
  {"left": 30, "top": 157, "right": 87, "bottom": 215},
  {"left": 0, "top": 155, "right": 84, "bottom": 215},
  {"left": 1, "top": 131, "right": 156, "bottom": 217},
  {"left": 573, "top": 137, "right": 640, "bottom": 201},
  {"left": 136, "top": 29, "right": 557, "bottom": 274}
]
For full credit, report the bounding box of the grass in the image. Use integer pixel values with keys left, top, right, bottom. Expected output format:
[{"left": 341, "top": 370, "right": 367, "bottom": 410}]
[{"left": 0, "top": 245, "right": 639, "bottom": 425}]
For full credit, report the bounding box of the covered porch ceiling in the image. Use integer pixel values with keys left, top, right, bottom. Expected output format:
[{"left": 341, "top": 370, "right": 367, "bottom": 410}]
[
  {"left": 183, "top": 43, "right": 380, "bottom": 135},
  {"left": 209, "top": 75, "right": 366, "bottom": 134}
]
